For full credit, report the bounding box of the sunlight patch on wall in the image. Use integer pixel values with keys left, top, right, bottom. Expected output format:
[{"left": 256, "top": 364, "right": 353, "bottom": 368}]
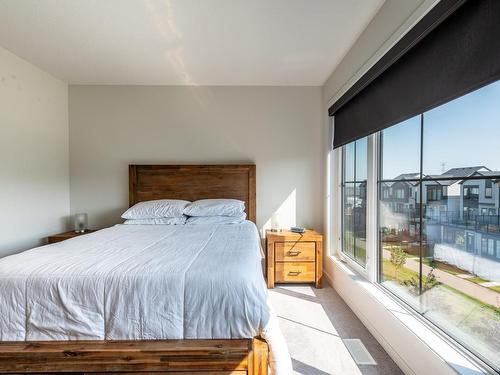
[{"left": 262, "top": 189, "right": 297, "bottom": 234}]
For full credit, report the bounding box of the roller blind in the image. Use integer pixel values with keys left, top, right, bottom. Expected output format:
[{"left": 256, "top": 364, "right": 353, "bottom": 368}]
[{"left": 329, "top": 0, "right": 500, "bottom": 149}]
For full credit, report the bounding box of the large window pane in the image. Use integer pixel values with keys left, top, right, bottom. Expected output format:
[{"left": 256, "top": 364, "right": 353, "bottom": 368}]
[
  {"left": 343, "top": 182, "right": 355, "bottom": 260},
  {"left": 344, "top": 142, "right": 355, "bottom": 182},
  {"left": 381, "top": 115, "right": 421, "bottom": 180},
  {"left": 379, "top": 179, "right": 422, "bottom": 311},
  {"left": 355, "top": 137, "right": 368, "bottom": 181},
  {"left": 342, "top": 137, "right": 367, "bottom": 267},
  {"left": 423, "top": 80, "right": 500, "bottom": 175},
  {"left": 354, "top": 182, "right": 367, "bottom": 266},
  {"left": 422, "top": 178, "right": 500, "bottom": 366},
  {"left": 379, "top": 81, "right": 500, "bottom": 371}
]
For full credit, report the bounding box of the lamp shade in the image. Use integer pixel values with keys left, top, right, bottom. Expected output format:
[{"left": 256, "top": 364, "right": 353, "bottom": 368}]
[{"left": 74, "top": 213, "right": 88, "bottom": 233}]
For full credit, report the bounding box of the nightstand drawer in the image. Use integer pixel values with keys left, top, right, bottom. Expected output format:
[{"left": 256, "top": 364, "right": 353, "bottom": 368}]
[
  {"left": 275, "top": 242, "right": 316, "bottom": 262},
  {"left": 275, "top": 262, "right": 315, "bottom": 283}
]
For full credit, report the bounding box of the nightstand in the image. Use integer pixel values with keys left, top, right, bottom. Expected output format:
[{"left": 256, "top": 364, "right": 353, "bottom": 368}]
[
  {"left": 266, "top": 229, "right": 323, "bottom": 288},
  {"left": 47, "top": 230, "right": 96, "bottom": 244}
]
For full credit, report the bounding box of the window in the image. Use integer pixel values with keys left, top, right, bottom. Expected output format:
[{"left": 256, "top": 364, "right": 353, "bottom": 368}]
[
  {"left": 378, "top": 80, "right": 500, "bottom": 370},
  {"left": 330, "top": 2, "right": 500, "bottom": 370},
  {"left": 427, "top": 185, "right": 442, "bottom": 201},
  {"left": 463, "top": 186, "right": 479, "bottom": 200},
  {"left": 481, "top": 238, "right": 488, "bottom": 255},
  {"left": 382, "top": 188, "right": 390, "bottom": 199},
  {"left": 395, "top": 188, "right": 405, "bottom": 199},
  {"left": 466, "top": 233, "right": 475, "bottom": 253},
  {"left": 488, "top": 239, "right": 495, "bottom": 256},
  {"left": 341, "top": 137, "right": 367, "bottom": 267},
  {"left": 485, "top": 180, "right": 493, "bottom": 198}
]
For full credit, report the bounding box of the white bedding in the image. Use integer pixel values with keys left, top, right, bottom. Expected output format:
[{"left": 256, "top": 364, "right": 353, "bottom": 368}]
[{"left": 0, "top": 221, "right": 291, "bottom": 374}]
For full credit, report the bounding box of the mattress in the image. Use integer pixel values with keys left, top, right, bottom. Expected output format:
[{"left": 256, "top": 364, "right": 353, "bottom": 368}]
[{"left": 0, "top": 221, "right": 292, "bottom": 374}]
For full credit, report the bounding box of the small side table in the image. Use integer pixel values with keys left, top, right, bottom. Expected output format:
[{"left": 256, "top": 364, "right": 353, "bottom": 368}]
[
  {"left": 266, "top": 229, "right": 323, "bottom": 288},
  {"left": 47, "top": 230, "right": 96, "bottom": 244}
]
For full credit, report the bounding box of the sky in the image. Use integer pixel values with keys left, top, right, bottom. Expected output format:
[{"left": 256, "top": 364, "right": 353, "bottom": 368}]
[{"left": 381, "top": 80, "right": 500, "bottom": 179}]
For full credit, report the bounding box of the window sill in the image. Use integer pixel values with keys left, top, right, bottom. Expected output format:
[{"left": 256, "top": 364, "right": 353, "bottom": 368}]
[
  {"left": 324, "top": 254, "right": 492, "bottom": 375},
  {"left": 337, "top": 251, "right": 368, "bottom": 278}
]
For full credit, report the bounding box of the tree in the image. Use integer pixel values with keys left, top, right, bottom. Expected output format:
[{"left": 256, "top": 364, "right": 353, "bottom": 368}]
[
  {"left": 403, "top": 268, "right": 440, "bottom": 294},
  {"left": 390, "top": 246, "right": 408, "bottom": 280}
]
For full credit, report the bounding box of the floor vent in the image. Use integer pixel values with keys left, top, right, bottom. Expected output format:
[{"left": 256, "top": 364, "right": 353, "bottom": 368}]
[{"left": 343, "top": 339, "right": 377, "bottom": 365}]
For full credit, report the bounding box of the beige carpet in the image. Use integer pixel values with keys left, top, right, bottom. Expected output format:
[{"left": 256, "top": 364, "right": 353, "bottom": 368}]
[{"left": 268, "top": 283, "right": 403, "bottom": 375}]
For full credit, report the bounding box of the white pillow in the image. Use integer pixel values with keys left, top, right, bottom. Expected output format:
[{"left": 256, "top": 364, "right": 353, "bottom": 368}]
[
  {"left": 122, "top": 199, "right": 190, "bottom": 219},
  {"left": 186, "top": 213, "right": 246, "bottom": 225},
  {"left": 123, "top": 217, "right": 187, "bottom": 225},
  {"left": 184, "top": 199, "right": 245, "bottom": 217}
]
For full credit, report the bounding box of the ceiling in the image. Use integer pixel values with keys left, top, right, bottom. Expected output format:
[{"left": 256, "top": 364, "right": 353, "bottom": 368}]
[{"left": 0, "top": 0, "right": 384, "bottom": 85}]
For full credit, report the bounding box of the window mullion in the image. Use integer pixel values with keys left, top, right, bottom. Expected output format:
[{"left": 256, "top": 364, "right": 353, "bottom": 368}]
[
  {"left": 419, "top": 113, "right": 424, "bottom": 294},
  {"left": 353, "top": 141, "right": 357, "bottom": 261},
  {"left": 366, "top": 133, "right": 379, "bottom": 282}
]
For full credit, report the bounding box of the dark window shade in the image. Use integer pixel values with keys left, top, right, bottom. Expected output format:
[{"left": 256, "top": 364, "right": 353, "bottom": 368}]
[{"left": 330, "top": 0, "right": 500, "bottom": 149}]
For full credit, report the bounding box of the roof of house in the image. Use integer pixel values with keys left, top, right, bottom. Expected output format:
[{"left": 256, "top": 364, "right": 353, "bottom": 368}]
[
  {"left": 383, "top": 167, "right": 500, "bottom": 187},
  {"left": 442, "top": 166, "right": 490, "bottom": 178},
  {"left": 382, "top": 173, "right": 419, "bottom": 187},
  {"left": 472, "top": 170, "right": 500, "bottom": 182},
  {"left": 393, "top": 173, "right": 420, "bottom": 180}
]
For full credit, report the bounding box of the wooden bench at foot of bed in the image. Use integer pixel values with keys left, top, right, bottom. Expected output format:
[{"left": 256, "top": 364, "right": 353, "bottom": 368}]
[{"left": 0, "top": 338, "right": 268, "bottom": 375}]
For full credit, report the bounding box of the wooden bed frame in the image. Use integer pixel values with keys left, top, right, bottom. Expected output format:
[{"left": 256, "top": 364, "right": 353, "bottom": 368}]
[{"left": 0, "top": 164, "right": 268, "bottom": 375}]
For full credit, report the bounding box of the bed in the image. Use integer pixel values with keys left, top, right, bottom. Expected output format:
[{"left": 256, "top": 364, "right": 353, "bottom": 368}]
[{"left": 0, "top": 165, "right": 291, "bottom": 375}]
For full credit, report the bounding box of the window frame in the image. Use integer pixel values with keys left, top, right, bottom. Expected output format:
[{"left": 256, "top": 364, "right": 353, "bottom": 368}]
[
  {"left": 330, "top": 110, "right": 500, "bottom": 373},
  {"left": 331, "top": 134, "right": 379, "bottom": 280},
  {"left": 341, "top": 139, "right": 367, "bottom": 268}
]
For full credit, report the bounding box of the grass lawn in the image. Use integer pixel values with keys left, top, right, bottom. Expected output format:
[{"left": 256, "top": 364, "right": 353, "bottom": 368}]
[
  {"left": 382, "top": 259, "right": 418, "bottom": 283},
  {"left": 382, "top": 259, "right": 499, "bottom": 314},
  {"left": 421, "top": 258, "right": 462, "bottom": 275},
  {"left": 468, "top": 276, "right": 489, "bottom": 284}
]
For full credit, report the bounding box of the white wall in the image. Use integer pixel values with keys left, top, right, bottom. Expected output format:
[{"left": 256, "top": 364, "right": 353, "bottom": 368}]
[
  {"left": 0, "top": 46, "right": 69, "bottom": 257},
  {"left": 69, "top": 86, "right": 323, "bottom": 233}
]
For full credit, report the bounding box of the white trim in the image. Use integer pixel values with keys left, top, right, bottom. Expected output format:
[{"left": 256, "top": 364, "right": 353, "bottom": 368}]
[
  {"left": 330, "top": 145, "right": 342, "bottom": 258},
  {"left": 335, "top": 141, "right": 369, "bottom": 277}
]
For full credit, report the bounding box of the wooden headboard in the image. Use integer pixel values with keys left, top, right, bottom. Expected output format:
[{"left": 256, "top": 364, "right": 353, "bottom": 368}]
[{"left": 129, "top": 165, "right": 256, "bottom": 223}]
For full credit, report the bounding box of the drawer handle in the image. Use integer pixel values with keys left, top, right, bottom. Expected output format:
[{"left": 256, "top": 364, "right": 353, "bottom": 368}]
[
  {"left": 287, "top": 250, "right": 302, "bottom": 256},
  {"left": 288, "top": 271, "right": 302, "bottom": 276}
]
